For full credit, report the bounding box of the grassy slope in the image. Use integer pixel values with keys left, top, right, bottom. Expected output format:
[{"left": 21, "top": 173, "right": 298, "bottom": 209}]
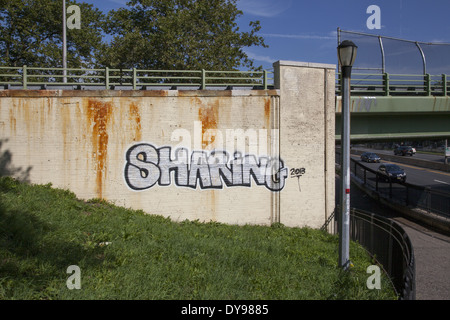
[{"left": 0, "top": 176, "right": 397, "bottom": 300}]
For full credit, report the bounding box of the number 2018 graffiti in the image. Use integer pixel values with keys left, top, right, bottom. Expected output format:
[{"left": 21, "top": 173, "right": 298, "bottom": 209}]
[
  {"left": 290, "top": 167, "right": 306, "bottom": 192},
  {"left": 290, "top": 167, "right": 306, "bottom": 178}
]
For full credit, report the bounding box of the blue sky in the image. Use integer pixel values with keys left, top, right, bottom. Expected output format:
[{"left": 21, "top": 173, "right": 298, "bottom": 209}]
[{"left": 82, "top": 0, "right": 450, "bottom": 71}]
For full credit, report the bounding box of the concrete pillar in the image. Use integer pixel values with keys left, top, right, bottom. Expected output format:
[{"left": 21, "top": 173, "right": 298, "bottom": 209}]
[{"left": 273, "top": 61, "right": 336, "bottom": 230}]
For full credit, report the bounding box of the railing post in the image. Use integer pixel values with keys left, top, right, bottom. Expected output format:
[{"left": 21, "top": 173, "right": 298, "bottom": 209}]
[
  {"left": 442, "top": 74, "right": 447, "bottom": 96},
  {"left": 389, "top": 180, "right": 393, "bottom": 199},
  {"left": 425, "top": 73, "right": 431, "bottom": 96},
  {"left": 263, "top": 69, "right": 268, "bottom": 90},
  {"left": 133, "top": 68, "right": 137, "bottom": 90},
  {"left": 406, "top": 185, "right": 409, "bottom": 206},
  {"left": 337, "top": 72, "right": 342, "bottom": 95},
  {"left": 384, "top": 72, "right": 390, "bottom": 96},
  {"left": 387, "top": 221, "right": 393, "bottom": 276},
  {"left": 370, "top": 213, "right": 374, "bottom": 254},
  {"left": 23, "top": 65, "right": 27, "bottom": 89},
  {"left": 201, "top": 69, "right": 206, "bottom": 90},
  {"left": 105, "top": 67, "right": 109, "bottom": 89}
]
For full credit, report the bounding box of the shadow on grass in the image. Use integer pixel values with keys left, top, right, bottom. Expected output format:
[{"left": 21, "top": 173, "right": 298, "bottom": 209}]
[{"left": 0, "top": 183, "right": 112, "bottom": 298}]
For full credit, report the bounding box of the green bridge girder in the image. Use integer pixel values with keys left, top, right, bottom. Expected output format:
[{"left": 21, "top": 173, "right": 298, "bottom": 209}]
[{"left": 335, "top": 96, "right": 450, "bottom": 142}]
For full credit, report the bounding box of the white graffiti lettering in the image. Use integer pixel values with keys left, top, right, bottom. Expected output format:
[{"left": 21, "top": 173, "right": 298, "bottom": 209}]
[{"left": 124, "top": 143, "right": 288, "bottom": 192}]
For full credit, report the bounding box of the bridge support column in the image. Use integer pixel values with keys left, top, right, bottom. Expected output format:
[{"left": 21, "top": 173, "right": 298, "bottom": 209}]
[{"left": 273, "top": 61, "right": 336, "bottom": 231}]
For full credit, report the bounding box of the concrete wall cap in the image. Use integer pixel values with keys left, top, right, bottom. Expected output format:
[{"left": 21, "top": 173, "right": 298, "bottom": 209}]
[{"left": 273, "top": 60, "right": 336, "bottom": 70}]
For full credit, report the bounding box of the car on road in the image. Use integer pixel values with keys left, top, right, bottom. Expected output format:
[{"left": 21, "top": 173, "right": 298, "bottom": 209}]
[
  {"left": 377, "top": 164, "right": 406, "bottom": 183},
  {"left": 360, "top": 152, "right": 381, "bottom": 163},
  {"left": 394, "top": 146, "right": 416, "bottom": 156}
]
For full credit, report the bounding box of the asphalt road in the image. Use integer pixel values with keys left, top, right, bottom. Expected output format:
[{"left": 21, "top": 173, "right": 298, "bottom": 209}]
[
  {"left": 352, "top": 154, "right": 450, "bottom": 193},
  {"left": 355, "top": 146, "right": 449, "bottom": 164}
]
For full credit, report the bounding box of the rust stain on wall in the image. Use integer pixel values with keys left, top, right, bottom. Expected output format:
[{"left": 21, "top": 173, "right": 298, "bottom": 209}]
[
  {"left": 17, "top": 100, "right": 31, "bottom": 136},
  {"left": 197, "top": 99, "right": 221, "bottom": 215},
  {"left": 86, "top": 99, "right": 113, "bottom": 199},
  {"left": 61, "top": 101, "right": 70, "bottom": 165},
  {"left": 264, "top": 97, "right": 271, "bottom": 130},
  {"left": 198, "top": 99, "right": 220, "bottom": 149},
  {"left": 9, "top": 108, "right": 16, "bottom": 133},
  {"left": 128, "top": 102, "right": 142, "bottom": 141}
]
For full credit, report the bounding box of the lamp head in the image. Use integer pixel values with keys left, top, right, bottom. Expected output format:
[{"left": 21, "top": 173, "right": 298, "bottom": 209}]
[{"left": 338, "top": 40, "right": 358, "bottom": 67}]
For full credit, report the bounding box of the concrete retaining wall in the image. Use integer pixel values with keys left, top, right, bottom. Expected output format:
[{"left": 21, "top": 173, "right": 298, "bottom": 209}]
[{"left": 0, "top": 61, "right": 336, "bottom": 228}]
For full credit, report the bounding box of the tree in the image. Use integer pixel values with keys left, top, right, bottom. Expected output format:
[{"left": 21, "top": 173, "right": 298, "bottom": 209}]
[
  {"left": 0, "top": 0, "right": 105, "bottom": 68},
  {"left": 99, "top": 0, "right": 267, "bottom": 71}
]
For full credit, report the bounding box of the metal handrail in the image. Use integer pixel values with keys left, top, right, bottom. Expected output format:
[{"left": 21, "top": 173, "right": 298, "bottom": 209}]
[
  {"left": 0, "top": 66, "right": 274, "bottom": 90},
  {"left": 350, "top": 157, "right": 450, "bottom": 218},
  {"left": 333, "top": 156, "right": 417, "bottom": 299},
  {"left": 336, "top": 72, "right": 449, "bottom": 96},
  {"left": 348, "top": 208, "right": 415, "bottom": 300},
  {"left": 328, "top": 206, "right": 415, "bottom": 299}
]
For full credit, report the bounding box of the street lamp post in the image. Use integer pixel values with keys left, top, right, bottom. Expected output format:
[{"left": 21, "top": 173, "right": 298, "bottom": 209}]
[
  {"left": 337, "top": 40, "right": 357, "bottom": 270},
  {"left": 62, "top": 0, "right": 67, "bottom": 83}
]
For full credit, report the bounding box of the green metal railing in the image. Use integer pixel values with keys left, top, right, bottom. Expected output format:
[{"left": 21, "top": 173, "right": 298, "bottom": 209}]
[
  {"left": 0, "top": 66, "right": 274, "bottom": 90},
  {"left": 336, "top": 72, "right": 449, "bottom": 96}
]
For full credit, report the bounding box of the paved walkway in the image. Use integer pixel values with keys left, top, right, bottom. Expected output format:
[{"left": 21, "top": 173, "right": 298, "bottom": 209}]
[
  {"left": 336, "top": 177, "right": 450, "bottom": 300},
  {"left": 398, "top": 219, "right": 450, "bottom": 300}
]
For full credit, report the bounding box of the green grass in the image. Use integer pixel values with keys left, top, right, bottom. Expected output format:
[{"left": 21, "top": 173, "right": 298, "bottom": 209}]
[{"left": 0, "top": 176, "right": 397, "bottom": 300}]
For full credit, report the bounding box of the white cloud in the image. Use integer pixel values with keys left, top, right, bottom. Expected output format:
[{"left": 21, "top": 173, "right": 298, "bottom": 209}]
[
  {"left": 237, "top": 0, "right": 293, "bottom": 18},
  {"left": 261, "top": 33, "right": 335, "bottom": 41},
  {"left": 428, "top": 39, "right": 450, "bottom": 44},
  {"left": 245, "top": 51, "right": 275, "bottom": 64}
]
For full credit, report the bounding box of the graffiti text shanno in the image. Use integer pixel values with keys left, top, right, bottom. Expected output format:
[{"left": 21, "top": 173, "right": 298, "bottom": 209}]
[{"left": 124, "top": 143, "right": 288, "bottom": 192}]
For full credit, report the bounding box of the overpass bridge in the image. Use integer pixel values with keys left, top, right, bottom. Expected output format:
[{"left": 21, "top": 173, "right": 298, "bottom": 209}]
[
  {"left": 335, "top": 72, "right": 450, "bottom": 141},
  {"left": 336, "top": 29, "right": 450, "bottom": 142}
]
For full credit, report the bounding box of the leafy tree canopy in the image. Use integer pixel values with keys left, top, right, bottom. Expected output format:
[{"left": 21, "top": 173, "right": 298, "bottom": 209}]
[
  {"left": 98, "top": 0, "right": 267, "bottom": 70},
  {"left": 0, "top": 0, "right": 105, "bottom": 68},
  {"left": 0, "top": 0, "right": 267, "bottom": 70}
]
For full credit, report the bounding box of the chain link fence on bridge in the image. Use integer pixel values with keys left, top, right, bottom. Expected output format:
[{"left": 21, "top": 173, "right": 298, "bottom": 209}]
[{"left": 338, "top": 28, "right": 450, "bottom": 75}]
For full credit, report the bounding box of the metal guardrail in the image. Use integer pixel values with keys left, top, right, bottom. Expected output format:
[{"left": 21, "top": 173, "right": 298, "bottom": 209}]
[
  {"left": 331, "top": 207, "right": 415, "bottom": 300},
  {"left": 332, "top": 157, "right": 417, "bottom": 299},
  {"left": 336, "top": 72, "right": 449, "bottom": 96},
  {"left": 0, "top": 66, "right": 274, "bottom": 90},
  {"left": 350, "top": 158, "right": 450, "bottom": 218}
]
